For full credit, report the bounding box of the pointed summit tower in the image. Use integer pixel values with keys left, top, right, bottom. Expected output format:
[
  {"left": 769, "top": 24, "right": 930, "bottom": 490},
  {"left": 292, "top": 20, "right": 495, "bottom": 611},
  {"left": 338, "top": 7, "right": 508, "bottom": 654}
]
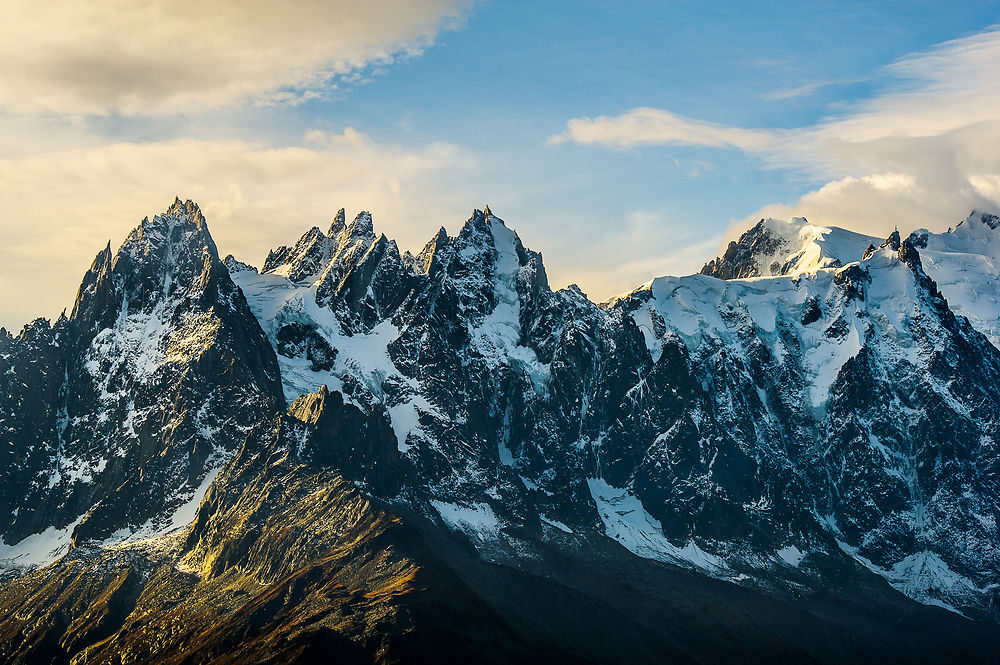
[{"left": 328, "top": 208, "right": 347, "bottom": 236}]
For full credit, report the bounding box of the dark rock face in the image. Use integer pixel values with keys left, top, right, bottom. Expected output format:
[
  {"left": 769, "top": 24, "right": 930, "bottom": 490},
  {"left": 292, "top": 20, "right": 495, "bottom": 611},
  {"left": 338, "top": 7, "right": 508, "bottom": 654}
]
[
  {"left": 907, "top": 230, "right": 929, "bottom": 248},
  {"left": 4, "top": 393, "right": 1000, "bottom": 665},
  {"left": 286, "top": 385, "right": 401, "bottom": 495},
  {"left": 223, "top": 254, "right": 257, "bottom": 274},
  {"left": 833, "top": 262, "right": 870, "bottom": 300},
  {"left": 801, "top": 296, "right": 823, "bottom": 325},
  {"left": 701, "top": 219, "right": 786, "bottom": 279},
  {"left": 0, "top": 199, "right": 283, "bottom": 549},
  {"left": 5, "top": 201, "right": 1000, "bottom": 663},
  {"left": 0, "top": 318, "right": 71, "bottom": 537},
  {"left": 275, "top": 322, "right": 337, "bottom": 371},
  {"left": 264, "top": 227, "right": 331, "bottom": 281}
]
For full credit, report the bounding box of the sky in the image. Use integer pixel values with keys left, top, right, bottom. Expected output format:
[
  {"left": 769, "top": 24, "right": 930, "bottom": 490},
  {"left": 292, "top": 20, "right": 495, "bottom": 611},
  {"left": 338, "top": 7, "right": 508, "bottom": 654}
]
[{"left": 2, "top": 0, "right": 1000, "bottom": 329}]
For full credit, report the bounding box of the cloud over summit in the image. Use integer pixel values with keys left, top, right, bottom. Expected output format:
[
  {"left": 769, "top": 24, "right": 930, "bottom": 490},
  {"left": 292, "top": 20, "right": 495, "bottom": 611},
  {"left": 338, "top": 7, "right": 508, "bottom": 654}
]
[{"left": 553, "top": 27, "right": 1000, "bottom": 237}]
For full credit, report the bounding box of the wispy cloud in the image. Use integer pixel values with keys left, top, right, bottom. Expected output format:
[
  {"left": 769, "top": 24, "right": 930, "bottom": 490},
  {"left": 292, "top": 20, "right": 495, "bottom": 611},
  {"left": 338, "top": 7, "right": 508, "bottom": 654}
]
[
  {"left": 0, "top": 0, "right": 470, "bottom": 116},
  {"left": 552, "top": 25, "right": 1000, "bottom": 166},
  {"left": 552, "top": 27, "right": 1000, "bottom": 237},
  {"left": 760, "top": 79, "right": 850, "bottom": 101},
  {"left": 548, "top": 107, "right": 784, "bottom": 150}
]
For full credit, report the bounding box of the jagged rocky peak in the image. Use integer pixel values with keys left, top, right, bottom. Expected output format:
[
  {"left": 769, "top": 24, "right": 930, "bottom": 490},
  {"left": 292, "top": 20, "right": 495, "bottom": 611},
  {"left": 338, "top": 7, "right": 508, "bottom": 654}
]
[
  {"left": 170, "top": 196, "right": 206, "bottom": 223},
  {"left": 701, "top": 218, "right": 784, "bottom": 279},
  {"left": 262, "top": 226, "right": 331, "bottom": 281},
  {"left": 91, "top": 240, "right": 113, "bottom": 274},
  {"left": 345, "top": 210, "right": 374, "bottom": 239},
  {"left": 231, "top": 203, "right": 564, "bottom": 404},
  {"left": 862, "top": 228, "right": 902, "bottom": 261},
  {"left": 313, "top": 211, "right": 391, "bottom": 313},
  {"left": 702, "top": 216, "right": 879, "bottom": 280},
  {"left": 287, "top": 382, "right": 332, "bottom": 424},
  {"left": 454, "top": 207, "right": 539, "bottom": 276},
  {"left": 328, "top": 207, "right": 346, "bottom": 236},
  {"left": 261, "top": 205, "right": 547, "bottom": 300},
  {"left": 446, "top": 207, "right": 553, "bottom": 321},
  {"left": 319, "top": 231, "right": 412, "bottom": 332},
  {"left": 285, "top": 384, "right": 401, "bottom": 494},
  {"left": 223, "top": 254, "right": 257, "bottom": 274},
  {"left": 261, "top": 207, "right": 362, "bottom": 281},
  {"left": 1, "top": 197, "right": 284, "bottom": 552},
  {"left": 262, "top": 243, "right": 292, "bottom": 273},
  {"left": 456, "top": 206, "right": 492, "bottom": 241},
  {"left": 122, "top": 198, "right": 219, "bottom": 271},
  {"left": 122, "top": 197, "right": 217, "bottom": 261},
  {"left": 68, "top": 241, "right": 114, "bottom": 322},
  {"left": 907, "top": 229, "right": 929, "bottom": 248},
  {"left": 885, "top": 228, "right": 901, "bottom": 250},
  {"left": 414, "top": 226, "right": 451, "bottom": 275},
  {"left": 325, "top": 211, "right": 377, "bottom": 266},
  {"left": 69, "top": 199, "right": 228, "bottom": 331},
  {"left": 563, "top": 283, "right": 589, "bottom": 300}
]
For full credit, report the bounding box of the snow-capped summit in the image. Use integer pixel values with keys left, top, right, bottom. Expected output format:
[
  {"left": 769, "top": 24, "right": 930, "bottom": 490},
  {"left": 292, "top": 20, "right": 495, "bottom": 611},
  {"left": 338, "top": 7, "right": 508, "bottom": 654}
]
[
  {"left": 909, "top": 210, "right": 1000, "bottom": 347},
  {"left": 702, "top": 217, "right": 880, "bottom": 280},
  {"left": 700, "top": 212, "right": 1000, "bottom": 350},
  {"left": 967, "top": 209, "right": 1000, "bottom": 230}
]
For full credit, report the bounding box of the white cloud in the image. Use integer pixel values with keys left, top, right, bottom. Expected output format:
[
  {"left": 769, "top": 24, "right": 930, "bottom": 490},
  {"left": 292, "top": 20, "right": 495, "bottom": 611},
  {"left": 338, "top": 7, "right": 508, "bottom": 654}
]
[
  {"left": 0, "top": 130, "right": 475, "bottom": 328},
  {"left": 553, "top": 27, "right": 1000, "bottom": 238},
  {"left": 760, "top": 81, "right": 837, "bottom": 102},
  {"left": 549, "top": 107, "right": 781, "bottom": 151},
  {"left": 830, "top": 27, "right": 1000, "bottom": 143},
  {"left": 0, "top": 0, "right": 470, "bottom": 115}
]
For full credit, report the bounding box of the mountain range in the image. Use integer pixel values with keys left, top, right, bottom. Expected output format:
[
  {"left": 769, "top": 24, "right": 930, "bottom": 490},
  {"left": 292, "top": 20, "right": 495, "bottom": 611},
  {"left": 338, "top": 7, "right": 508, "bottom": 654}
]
[{"left": 2, "top": 199, "right": 1000, "bottom": 663}]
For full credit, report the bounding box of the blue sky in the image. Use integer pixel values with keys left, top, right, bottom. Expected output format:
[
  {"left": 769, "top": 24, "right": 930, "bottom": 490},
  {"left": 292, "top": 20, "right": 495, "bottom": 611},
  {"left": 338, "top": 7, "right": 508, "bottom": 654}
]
[{"left": 2, "top": 1, "right": 999, "bottom": 327}]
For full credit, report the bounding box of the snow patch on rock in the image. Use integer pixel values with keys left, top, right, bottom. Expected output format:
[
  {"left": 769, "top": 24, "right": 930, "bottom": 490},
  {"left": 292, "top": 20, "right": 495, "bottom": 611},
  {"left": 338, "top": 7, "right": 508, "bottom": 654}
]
[
  {"left": 431, "top": 500, "right": 501, "bottom": 541},
  {"left": 588, "top": 478, "right": 726, "bottom": 572}
]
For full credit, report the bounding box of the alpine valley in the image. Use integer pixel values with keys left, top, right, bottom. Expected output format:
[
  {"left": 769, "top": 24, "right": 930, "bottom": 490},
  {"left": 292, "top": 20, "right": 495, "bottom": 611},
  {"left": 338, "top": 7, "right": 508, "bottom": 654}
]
[{"left": 3, "top": 198, "right": 1000, "bottom": 664}]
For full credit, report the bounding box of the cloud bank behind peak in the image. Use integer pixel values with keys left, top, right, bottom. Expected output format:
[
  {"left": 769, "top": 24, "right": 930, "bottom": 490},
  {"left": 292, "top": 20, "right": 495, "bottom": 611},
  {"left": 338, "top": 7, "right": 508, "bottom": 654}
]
[{"left": 552, "top": 26, "right": 1000, "bottom": 239}]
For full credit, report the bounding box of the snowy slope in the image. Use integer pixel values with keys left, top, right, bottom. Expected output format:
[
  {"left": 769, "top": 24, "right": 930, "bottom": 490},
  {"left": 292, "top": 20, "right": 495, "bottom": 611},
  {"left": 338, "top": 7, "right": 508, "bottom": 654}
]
[
  {"left": 626, "top": 234, "right": 1000, "bottom": 614},
  {"left": 914, "top": 211, "right": 1000, "bottom": 348},
  {"left": 701, "top": 212, "right": 1000, "bottom": 349}
]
